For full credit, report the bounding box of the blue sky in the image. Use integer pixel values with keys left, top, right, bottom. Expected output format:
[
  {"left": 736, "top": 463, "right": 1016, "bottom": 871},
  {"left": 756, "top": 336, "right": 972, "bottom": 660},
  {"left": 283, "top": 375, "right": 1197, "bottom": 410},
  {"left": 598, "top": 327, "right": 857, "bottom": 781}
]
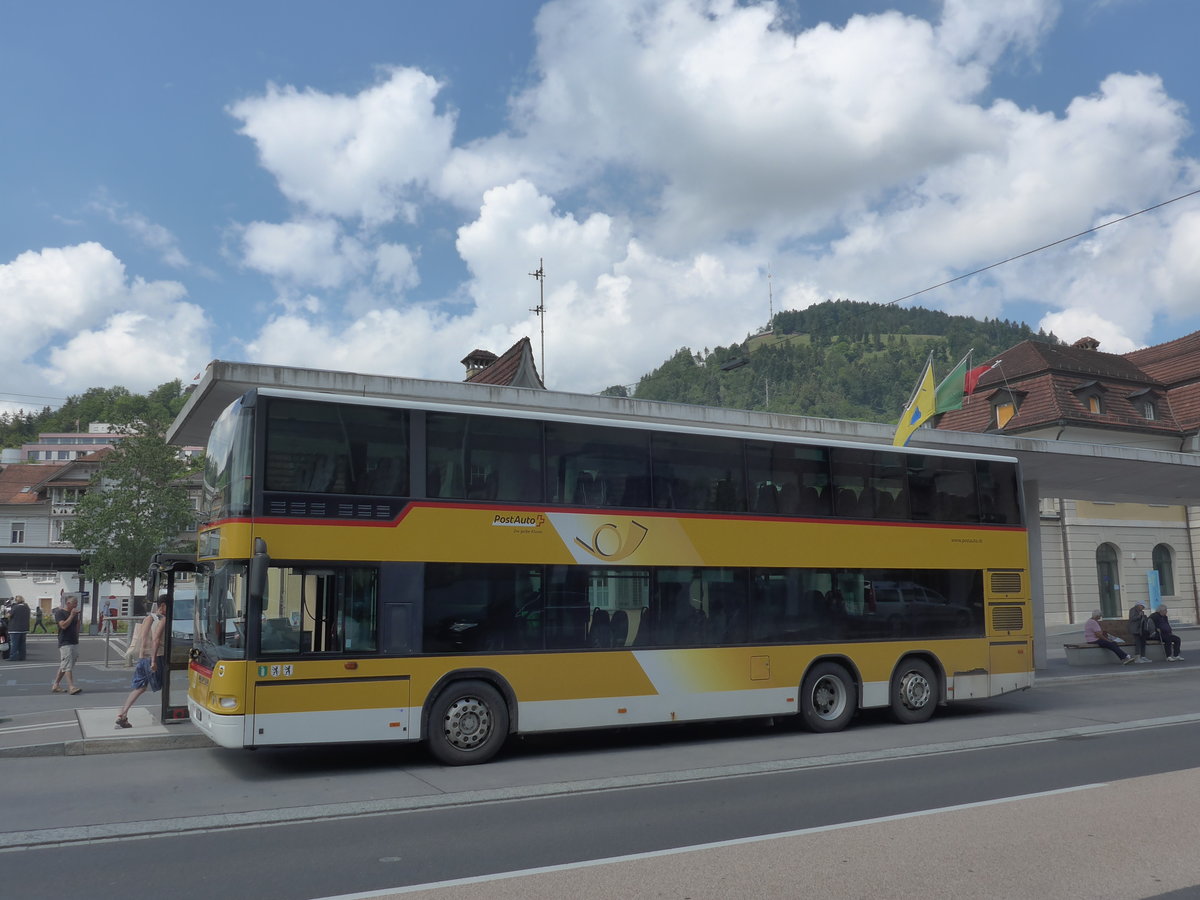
[{"left": 3, "top": 0, "right": 1199, "bottom": 416}]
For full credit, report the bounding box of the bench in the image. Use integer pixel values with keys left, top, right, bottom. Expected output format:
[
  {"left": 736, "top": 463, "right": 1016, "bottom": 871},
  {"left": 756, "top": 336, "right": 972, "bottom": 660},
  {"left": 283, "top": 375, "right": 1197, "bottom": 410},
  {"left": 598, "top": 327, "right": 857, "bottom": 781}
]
[{"left": 1064, "top": 618, "right": 1165, "bottom": 666}]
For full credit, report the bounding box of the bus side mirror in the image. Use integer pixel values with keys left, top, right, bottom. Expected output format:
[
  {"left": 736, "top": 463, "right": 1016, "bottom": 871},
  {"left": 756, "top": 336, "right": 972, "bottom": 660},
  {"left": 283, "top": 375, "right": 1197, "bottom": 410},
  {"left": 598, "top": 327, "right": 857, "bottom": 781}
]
[{"left": 249, "top": 537, "right": 270, "bottom": 603}]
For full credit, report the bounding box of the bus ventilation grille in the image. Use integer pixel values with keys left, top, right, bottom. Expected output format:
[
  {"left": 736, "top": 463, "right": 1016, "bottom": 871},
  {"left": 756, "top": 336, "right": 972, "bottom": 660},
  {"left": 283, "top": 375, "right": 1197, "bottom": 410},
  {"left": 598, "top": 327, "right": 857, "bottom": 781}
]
[
  {"left": 991, "top": 605, "right": 1024, "bottom": 632},
  {"left": 989, "top": 572, "right": 1023, "bottom": 595}
]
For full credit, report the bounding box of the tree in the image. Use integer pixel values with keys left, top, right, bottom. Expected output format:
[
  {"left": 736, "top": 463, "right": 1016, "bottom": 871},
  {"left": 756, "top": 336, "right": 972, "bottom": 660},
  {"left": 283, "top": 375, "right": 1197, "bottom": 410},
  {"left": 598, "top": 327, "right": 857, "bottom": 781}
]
[{"left": 62, "top": 423, "right": 198, "bottom": 608}]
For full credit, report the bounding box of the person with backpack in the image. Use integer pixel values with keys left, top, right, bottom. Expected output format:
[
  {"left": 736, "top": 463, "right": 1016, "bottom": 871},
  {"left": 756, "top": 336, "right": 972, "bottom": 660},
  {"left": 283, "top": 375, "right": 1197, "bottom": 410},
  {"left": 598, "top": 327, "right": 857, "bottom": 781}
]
[{"left": 1128, "top": 602, "right": 1156, "bottom": 663}]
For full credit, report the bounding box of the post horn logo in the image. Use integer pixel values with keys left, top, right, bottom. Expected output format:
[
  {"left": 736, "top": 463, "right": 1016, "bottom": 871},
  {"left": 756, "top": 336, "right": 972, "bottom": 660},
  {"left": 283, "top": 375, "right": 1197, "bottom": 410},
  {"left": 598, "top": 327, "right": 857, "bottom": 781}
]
[{"left": 573, "top": 520, "right": 649, "bottom": 561}]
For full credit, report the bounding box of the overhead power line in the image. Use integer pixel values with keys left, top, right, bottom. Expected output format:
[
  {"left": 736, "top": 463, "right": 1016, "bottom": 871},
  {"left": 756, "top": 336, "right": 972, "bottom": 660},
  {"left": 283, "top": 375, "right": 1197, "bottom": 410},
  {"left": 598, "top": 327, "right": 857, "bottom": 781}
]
[{"left": 886, "top": 187, "right": 1200, "bottom": 307}]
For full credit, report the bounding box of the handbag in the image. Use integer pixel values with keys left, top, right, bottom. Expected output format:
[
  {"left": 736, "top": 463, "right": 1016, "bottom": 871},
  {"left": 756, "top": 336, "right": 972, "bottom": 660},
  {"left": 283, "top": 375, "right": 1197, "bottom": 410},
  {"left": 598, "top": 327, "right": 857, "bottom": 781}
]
[{"left": 0, "top": 639, "right": 9, "bottom": 652}]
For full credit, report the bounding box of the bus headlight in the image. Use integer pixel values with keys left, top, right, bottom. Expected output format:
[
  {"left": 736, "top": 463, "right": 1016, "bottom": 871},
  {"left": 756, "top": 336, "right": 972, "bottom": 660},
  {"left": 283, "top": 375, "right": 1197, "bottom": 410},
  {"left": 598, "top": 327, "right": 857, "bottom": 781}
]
[{"left": 216, "top": 696, "right": 239, "bottom": 710}]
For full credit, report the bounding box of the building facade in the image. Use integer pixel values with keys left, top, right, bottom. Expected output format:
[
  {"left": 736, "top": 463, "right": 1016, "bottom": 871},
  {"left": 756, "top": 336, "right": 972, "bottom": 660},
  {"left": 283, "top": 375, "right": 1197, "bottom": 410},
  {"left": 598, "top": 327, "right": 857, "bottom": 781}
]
[
  {"left": 936, "top": 335, "right": 1200, "bottom": 625},
  {"left": 0, "top": 426, "right": 201, "bottom": 618}
]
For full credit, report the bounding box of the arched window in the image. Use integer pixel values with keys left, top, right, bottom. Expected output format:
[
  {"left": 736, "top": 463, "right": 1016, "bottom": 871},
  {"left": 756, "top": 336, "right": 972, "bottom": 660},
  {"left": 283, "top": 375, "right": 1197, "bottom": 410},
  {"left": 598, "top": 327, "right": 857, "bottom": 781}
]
[
  {"left": 1153, "top": 544, "right": 1175, "bottom": 596},
  {"left": 1096, "top": 543, "right": 1121, "bottom": 617}
]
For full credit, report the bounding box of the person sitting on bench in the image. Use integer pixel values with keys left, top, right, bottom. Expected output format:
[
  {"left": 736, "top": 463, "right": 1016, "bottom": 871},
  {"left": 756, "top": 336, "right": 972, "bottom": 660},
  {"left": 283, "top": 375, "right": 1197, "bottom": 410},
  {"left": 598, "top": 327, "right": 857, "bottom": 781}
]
[{"left": 1085, "top": 610, "right": 1135, "bottom": 664}]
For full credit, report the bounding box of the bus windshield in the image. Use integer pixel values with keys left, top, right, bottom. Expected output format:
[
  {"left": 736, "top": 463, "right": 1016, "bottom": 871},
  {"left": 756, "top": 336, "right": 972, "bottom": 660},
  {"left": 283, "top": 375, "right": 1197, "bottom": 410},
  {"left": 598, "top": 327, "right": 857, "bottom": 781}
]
[
  {"left": 194, "top": 562, "right": 247, "bottom": 660},
  {"left": 203, "top": 395, "right": 254, "bottom": 521}
]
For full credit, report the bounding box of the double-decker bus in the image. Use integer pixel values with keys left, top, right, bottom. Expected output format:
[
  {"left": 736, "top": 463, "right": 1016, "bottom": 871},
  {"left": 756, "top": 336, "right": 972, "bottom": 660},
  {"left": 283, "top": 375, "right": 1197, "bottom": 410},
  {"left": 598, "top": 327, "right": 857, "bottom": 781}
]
[{"left": 175, "top": 361, "right": 1032, "bottom": 765}]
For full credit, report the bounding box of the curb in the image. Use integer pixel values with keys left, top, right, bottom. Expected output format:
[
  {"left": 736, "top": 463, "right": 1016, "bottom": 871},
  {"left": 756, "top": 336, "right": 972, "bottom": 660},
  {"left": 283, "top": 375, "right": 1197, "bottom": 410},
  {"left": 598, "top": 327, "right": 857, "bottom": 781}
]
[{"left": 0, "top": 732, "right": 212, "bottom": 759}]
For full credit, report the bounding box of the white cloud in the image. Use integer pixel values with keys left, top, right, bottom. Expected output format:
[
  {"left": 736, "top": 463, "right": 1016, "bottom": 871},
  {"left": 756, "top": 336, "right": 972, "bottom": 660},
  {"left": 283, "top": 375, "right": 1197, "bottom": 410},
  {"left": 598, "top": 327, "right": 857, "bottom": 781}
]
[
  {"left": 228, "top": 67, "right": 457, "bottom": 226},
  {"left": 374, "top": 243, "right": 420, "bottom": 293},
  {"left": 1038, "top": 309, "right": 1138, "bottom": 354},
  {"left": 239, "top": 218, "right": 369, "bottom": 289},
  {"left": 231, "top": 0, "right": 1199, "bottom": 391},
  {"left": 0, "top": 243, "right": 213, "bottom": 411}
]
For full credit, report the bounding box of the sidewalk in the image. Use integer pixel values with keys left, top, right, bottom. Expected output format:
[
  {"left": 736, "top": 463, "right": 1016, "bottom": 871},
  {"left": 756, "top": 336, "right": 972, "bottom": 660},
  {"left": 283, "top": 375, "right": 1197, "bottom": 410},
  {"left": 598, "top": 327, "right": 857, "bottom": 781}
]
[
  {"left": 0, "top": 633, "right": 210, "bottom": 758},
  {"left": 2, "top": 626, "right": 1196, "bottom": 759}
]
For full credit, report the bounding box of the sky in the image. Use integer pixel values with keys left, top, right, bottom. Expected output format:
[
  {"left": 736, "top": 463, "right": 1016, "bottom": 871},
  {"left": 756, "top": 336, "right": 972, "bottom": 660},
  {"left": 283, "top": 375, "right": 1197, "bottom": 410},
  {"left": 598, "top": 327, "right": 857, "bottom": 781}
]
[{"left": 2, "top": 0, "right": 1199, "bottom": 417}]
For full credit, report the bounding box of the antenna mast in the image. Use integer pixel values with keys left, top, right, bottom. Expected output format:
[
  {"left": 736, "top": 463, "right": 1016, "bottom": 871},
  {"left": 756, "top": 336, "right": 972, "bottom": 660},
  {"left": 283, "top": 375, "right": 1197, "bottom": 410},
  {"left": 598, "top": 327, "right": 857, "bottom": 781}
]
[
  {"left": 768, "top": 267, "right": 774, "bottom": 324},
  {"left": 529, "top": 258, "right": 545, "bottom": 381}
]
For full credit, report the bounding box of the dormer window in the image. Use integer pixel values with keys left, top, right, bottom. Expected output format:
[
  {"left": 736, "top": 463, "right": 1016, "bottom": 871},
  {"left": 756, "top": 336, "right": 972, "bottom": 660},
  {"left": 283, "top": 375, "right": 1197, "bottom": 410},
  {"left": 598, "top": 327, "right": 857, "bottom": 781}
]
[
  {"left": 996, "top": 401, "right": 1017, "bottom": 427},
  {"left": 988, "top": 388, "right": 1026, "bottom": 429},
  {"left": 1070, "top": 380, "right": 1106, "bottom": 416},
  {"left": 1127, "top": 387, "right": 1161, "bottom": 422}
]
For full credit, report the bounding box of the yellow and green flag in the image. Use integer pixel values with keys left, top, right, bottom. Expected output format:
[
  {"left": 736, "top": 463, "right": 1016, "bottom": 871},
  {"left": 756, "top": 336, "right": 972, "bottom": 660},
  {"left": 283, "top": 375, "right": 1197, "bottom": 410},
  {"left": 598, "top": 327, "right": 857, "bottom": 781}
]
[{"left": 894, "top": 355, "right": 936, "bottom": 447}]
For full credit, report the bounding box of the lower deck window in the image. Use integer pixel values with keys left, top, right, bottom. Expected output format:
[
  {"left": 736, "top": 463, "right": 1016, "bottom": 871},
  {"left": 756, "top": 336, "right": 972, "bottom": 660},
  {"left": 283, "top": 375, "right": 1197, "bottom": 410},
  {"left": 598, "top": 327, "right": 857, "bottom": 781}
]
[
  {"left": 421, "top": 563, "right": 985, "bottom": 653},
  {"left": 260, "top": 566, "right": 379, "bottom": 655}
]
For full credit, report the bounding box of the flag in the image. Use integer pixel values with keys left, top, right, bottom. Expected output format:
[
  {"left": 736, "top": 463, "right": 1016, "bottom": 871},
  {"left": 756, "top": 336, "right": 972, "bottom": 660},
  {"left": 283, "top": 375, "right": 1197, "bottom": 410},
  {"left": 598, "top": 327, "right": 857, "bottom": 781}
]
[
  {"left": 893, "top": 355, "right": 936, "bottom": 447},
  {"left": 964, "top": 359, "right": 1000, "bottom": 395},
  {"left": 934, "top": 352, "right": 972, "bottom": 414}
]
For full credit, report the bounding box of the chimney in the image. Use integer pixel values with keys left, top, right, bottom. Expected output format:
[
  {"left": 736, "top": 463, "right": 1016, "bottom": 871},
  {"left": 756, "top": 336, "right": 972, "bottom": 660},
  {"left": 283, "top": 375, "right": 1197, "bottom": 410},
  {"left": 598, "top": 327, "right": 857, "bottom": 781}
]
[
  {"left": 460, "top": 349, "right": 498, "bottom": 381},
  {"left": 1072, "top": 336, "right": 1100, "bottom": 351}
]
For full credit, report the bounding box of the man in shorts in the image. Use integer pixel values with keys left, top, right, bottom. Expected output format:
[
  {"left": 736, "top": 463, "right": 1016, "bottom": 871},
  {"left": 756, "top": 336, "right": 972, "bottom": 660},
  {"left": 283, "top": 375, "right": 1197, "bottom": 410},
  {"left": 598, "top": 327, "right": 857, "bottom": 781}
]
[
  {"left": 50, "top": 596, "right": 84, "bottom": 694},
  {"left": 115, "top": 598, "right": 167, "bottom": 728}
]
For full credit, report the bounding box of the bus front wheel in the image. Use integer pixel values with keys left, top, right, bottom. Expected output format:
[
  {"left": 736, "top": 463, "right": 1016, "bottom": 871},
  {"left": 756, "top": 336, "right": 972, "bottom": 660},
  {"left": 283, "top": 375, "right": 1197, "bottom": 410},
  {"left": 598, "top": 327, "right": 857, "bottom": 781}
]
[
  {"left": 427, "top": 680, "right": 509, "bottom": 766},
  {"left": 799, "top": 662, "right": 856, "bottom": 733},
  {"left": 889, "top": 659, "right": 937, "bottom": 724}
]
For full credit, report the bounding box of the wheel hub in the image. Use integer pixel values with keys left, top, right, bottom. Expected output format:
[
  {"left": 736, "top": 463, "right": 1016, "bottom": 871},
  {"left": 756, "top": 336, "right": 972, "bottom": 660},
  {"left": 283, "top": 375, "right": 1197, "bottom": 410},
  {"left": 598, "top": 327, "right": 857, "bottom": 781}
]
[
  {"left": 898, "top": 671, "right": 931, "bottom": 710},
  {"left": 812, "top": 675, "right": 846, "bottom": 718},
  {"left": 444, "top": 697, "right": 492, "bottom": 750}
]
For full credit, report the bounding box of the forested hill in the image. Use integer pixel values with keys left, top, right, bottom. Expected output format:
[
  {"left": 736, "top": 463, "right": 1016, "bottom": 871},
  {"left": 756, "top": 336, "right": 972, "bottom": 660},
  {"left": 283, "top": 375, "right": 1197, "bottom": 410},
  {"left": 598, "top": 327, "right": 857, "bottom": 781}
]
[
  {"left": 624, "top": 299, "right": 1059, "bottom": 422},
  {"left": 0, "top": 382, "right": 189, "bottom": 450}
]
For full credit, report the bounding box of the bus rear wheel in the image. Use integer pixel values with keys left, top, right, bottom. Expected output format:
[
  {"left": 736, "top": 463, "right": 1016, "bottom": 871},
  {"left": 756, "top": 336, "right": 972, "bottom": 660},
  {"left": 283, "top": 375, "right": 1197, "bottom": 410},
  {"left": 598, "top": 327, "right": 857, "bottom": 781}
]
[
  {"left": 889, "top": 658, "right": 937, "bottom": 724},
  {"left": 799, "top": 662, "right": 856, "bottom": 733},
  {"left": 427, "top": 680, "right": 509, "bottom": 765}
]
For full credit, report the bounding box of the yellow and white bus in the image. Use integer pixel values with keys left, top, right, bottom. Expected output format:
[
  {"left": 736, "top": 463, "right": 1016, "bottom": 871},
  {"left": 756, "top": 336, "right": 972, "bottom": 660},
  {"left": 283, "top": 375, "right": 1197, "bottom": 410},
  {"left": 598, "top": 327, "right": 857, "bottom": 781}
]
[{"left": 176, "top": 361, "right": 1032, "bottom": 765}]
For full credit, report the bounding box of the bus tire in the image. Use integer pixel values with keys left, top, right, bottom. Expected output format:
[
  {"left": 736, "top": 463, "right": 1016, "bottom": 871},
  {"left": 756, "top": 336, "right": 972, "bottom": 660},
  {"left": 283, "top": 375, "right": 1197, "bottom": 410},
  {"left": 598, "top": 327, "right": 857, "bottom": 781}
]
[
  {"left": 427, "top": 680, "right": 509, "bottom": 766},
  {"left": 889, "top": 658, "right": 937, "bottom": 724},
  {"left": 799, "top": 662, "right": 856, "bottom": 733}
]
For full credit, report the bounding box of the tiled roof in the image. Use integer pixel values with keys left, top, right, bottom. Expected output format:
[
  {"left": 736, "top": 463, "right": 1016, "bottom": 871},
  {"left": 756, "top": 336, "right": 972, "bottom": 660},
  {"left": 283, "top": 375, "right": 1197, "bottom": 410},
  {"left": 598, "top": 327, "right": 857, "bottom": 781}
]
[
  {"left": 1125, "top": 332, "right": 1200, "bottom": 431},
  {"left": 465, "top": 337, "right": 545, "bottom": 389},
  {"left": 0, "top": 464, "right": 59, "bottom": 504},
  {"left": 936, "top": 338, "right": 1185, "bottom": 438}
]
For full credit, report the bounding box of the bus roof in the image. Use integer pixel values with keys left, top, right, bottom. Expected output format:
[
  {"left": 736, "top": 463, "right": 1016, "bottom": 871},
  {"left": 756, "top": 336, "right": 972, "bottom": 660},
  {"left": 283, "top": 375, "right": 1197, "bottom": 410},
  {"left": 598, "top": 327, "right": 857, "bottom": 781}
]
[{"left": 168, "top": 360, "right": 1018, "bottom": 465}]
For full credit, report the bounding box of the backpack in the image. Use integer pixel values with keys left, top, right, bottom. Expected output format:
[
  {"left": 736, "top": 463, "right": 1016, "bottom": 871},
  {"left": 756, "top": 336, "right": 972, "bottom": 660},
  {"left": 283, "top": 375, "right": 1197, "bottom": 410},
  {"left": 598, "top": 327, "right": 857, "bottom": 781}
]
[{"left": 1141, "top": 615, "right": 1157, "bottom": 638}]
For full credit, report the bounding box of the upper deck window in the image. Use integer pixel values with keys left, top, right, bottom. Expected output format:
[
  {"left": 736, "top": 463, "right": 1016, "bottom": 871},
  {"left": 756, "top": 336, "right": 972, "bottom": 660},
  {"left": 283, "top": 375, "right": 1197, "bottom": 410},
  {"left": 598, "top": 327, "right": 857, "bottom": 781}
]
[{"left": 264, "top": 398, "right": 409, "bottom": 497}]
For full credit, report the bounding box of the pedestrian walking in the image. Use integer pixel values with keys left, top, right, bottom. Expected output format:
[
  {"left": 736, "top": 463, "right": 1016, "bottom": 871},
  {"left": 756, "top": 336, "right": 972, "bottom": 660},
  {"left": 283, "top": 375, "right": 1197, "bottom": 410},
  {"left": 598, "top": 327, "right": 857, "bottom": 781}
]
[
  {"left": 1085, "top": 610, "right": 1136, "bottom": 664},
  {"left": 115, "top": 598, "right": 167, "bottom": 728},
  {"left": 32, "top": 605, "right": 47, "bottom": 633},
  {"left": 99, "top": 598, "right": 114, "bottom": 635},
  {"left": 50, "top": 596, "right": 83, "bottom": 694},
  {"left": 7, "top": 595, "right": 30, "bottom": 661}
]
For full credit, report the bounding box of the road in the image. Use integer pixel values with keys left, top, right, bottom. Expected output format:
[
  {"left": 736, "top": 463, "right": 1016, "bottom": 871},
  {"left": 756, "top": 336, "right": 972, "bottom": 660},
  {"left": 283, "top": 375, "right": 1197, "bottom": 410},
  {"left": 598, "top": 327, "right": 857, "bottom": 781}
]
[{"left": 3, "top": 662, "right": 1200, "bottom": 899}]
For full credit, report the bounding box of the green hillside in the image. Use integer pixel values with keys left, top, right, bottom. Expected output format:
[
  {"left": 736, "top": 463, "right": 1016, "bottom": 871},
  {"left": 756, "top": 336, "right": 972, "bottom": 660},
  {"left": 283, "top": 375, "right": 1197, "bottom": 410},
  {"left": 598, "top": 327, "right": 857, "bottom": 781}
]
[{"left": 625, "top": 299, "right": 1057, "bottom": 422}]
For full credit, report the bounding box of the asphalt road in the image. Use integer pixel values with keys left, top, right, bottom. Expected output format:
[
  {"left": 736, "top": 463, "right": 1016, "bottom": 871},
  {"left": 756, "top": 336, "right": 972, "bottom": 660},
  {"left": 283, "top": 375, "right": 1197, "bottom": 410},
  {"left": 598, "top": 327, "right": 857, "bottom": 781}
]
[{"left": 4, "top": 655, "right": 1200, "bottom": 899}]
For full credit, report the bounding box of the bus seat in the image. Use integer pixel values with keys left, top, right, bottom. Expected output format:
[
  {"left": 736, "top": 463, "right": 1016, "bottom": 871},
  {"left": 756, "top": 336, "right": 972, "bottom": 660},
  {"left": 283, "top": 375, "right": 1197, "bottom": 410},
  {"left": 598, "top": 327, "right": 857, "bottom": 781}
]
[
  {"left": 610, "top": 609, "right": 629, "bottom": 647},
  {"left": 794, "top": 485, "right": 821, "bottom": 515},
  {"left": 588, "top": 607, "right": 612, "bottom": 648},
  {"left": 835, "top": 487, "right": 859, "bottom": 517},
  {"left": 777, "top": 483, "right": 798, "bottom": 515},
  {"left": 755, "top": 483, "right": 779, "bottom": 514}
]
